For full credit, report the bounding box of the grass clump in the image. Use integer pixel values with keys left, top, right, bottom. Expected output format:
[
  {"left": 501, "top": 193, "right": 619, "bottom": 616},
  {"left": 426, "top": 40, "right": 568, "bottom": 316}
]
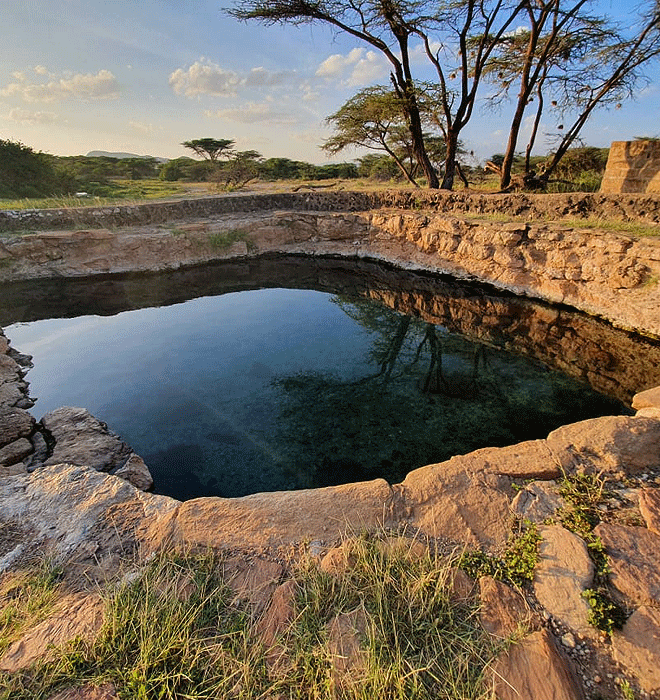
[
  {"left": 208, "top": 228, "right": 255, "bottom": 252},
  {"left": 0, "top": 561, "right": 64, "bottom": 657},
  {"left": 282, "top": 534, "right": 503, "bottom": 700},
  {"left": 1, "top": 537, "right": 511, "bottom": 700},
  {"left": 1, "top": 552, "right": 263, "bottom": 700}
]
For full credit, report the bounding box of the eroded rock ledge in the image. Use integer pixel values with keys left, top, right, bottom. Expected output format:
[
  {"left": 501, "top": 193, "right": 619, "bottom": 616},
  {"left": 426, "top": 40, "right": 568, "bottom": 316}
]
[{"left": 1, "top": 192, "right": 659, "bottom": 337}]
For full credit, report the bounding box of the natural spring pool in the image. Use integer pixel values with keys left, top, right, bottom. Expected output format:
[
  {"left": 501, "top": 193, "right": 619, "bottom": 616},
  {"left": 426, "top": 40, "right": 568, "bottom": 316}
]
[{"left": 4, "top": 256, "right": 660, "bottom": 500}]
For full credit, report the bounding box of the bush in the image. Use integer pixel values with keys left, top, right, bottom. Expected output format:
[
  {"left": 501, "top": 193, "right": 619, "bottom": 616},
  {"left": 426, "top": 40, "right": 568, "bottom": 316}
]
[{"left": 0, "top": 140, "right": 69, "bottom": 199}]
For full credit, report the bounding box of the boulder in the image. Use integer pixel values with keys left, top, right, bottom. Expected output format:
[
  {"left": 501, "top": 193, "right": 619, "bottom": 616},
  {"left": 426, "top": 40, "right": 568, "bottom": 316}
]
[
  {"left": 533, "top": 525, "right": 594, "bottom": 635},
  {"left": 398, "top": 458, "right": 513, "bottom": 547},
  {"left": 112, "top": 453, "right": 153, "bottom": 491},
  {"left": 479, "top": 576, "right": 535, "bottom": 639},
  {"left": 168, "top": 478, "right": 395, "bottom": 550},
  {"left": 0, "top": 438, "right": 33, "bottom": 468},
  {"left": 593, "top": 522, "right": 660, "bottom": 607},
  {"left": 546, "top": 415, "right": 660, "bottom": 475},
  {"left": 612, "top": 606, "right": 660, "bottom": 695},
  {"left": 0, "top": 593, "right": 104, "bottom": 673},
  {"left": 639, "top": 487, "right": 660, "bottom": 535},
  {"left": 0, "top": 407, "right": 34, "bottom": 449},
  {"left": 491, "top": 629, "right": 585, "bottom": 700},
  {"left": 41, "top": 406, "right": 132, "bottom": 472},
  {"left": 631, "top": 385, "right": 660, "bottom": 411}
]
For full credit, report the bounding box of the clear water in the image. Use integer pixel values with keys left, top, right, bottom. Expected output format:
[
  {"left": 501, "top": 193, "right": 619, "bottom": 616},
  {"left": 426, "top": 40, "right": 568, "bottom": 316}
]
[{"left": 5, "top": 262, "right": 630, "bottom": 500}]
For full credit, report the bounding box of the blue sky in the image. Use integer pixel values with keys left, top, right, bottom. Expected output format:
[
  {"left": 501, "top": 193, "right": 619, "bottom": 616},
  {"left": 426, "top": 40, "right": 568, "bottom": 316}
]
[{"left": 1, "top": 0, "right": 658, "bottom": 164}]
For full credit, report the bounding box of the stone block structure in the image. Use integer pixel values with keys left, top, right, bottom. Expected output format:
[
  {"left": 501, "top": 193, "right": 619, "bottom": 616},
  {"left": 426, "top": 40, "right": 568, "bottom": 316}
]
[{"left": 600, "top": 140, "right": 660, "bottom": 194}]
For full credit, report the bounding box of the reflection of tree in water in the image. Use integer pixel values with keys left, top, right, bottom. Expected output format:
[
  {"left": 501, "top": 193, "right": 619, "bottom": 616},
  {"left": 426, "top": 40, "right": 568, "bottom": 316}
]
[{"left": 271, "top": 297, "right": 624, "bottom": 490}]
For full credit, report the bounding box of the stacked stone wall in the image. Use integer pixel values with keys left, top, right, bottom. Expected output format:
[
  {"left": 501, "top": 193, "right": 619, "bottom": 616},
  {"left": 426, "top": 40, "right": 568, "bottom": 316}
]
[{"left": 601, "top": 140, "right": 660, "bottom": 194}]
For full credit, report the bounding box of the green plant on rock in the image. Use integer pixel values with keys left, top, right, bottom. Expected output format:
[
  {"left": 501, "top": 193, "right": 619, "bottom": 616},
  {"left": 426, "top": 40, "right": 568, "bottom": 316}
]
[
  {"left": 582, "top": 587, "right": 627, "bottom": 635},
  {"left": 207, "top": 228, "right": 255, "bottom": 252},
  {"left": 459, "top": 521, "right": 540, "bottom": 587}
]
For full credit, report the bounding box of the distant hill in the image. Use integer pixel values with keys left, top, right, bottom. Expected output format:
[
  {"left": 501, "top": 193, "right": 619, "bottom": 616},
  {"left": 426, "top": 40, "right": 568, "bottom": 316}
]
[{"left": 86, "top": 150, "right": 169, "bottom": 163}]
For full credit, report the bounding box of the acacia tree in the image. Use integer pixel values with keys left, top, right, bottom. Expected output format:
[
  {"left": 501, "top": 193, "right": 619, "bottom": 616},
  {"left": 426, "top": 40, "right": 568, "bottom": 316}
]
[
  {"left": 228, "top": 0, "right": 533, "bottom": 190},
  {"left": 181, "top": 138, "right": 235, "bottom": 162},
  {"left": 484, "top": 0, "right": 660, "bottom": 189},
  {"left": 324, "top": 86, "right": 432, "bottom": 187}
]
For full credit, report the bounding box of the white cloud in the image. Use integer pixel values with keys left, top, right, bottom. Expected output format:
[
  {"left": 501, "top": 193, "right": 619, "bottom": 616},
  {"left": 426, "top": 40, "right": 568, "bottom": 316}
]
[
  {"left": 205, "top": 102, "right": 297, "bottom": 125},
  {"left": 129, "top": 120, "right": 153, "bottom": 133},
  {"left": 0, "top": 69, "right": 120, "bottom": 102},
  {"left": 316, "top": 48, "right": 389, "bottom": 86},
  {"left": 169, "top": 59, "right": 289, "bottom": 98},
  {"left": 4, "top": 108, "right": 58, "bottom": 124}
]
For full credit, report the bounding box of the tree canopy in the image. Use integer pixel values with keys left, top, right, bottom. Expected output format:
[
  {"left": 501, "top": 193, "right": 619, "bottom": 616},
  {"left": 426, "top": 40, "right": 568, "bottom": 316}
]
[{"left": 181, "top": 138, "right": 235, "bottom": 162}]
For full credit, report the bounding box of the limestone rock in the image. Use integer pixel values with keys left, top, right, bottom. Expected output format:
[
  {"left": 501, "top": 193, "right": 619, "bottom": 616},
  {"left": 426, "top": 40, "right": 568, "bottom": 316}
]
[
  {"left": 256, "top": 579, "right": 297, "bottom": 649},
  {"left": 327, "top": 606, "right": 371, "bottom": 695},
  {"left": 0, "top": 593, "right": 104, "bottom": 672},
  {"left": 632, "top": 385, "right": 660, "bottom": 411},
  {"left": 447, "top": 567, "right": 476, "bottom": 602},
  {"left": 639, "top": 487, "right": 660, "bottom": 534},
  {"left": 0, "top": 463, "right": 178, "bottom": 561},
  {"left": 41, "top": 406, "right": 132, "bottom": 472},
  {"left": 221, "top": 557, "right": 284, "bottom": 613},
  {"left": 169, "top": 478, "right": 395, "bottom": 550},
  {"left": 511, "top": 481, "right": 563, "bottom": 523},
  {"left": 399, "top": 459, "right": 513, "bottom": 547},
  {"left": 48, "top": 684, "right": 119, "bottom": 700},
  {"left": 491, "top": 629, "right": 585, "bottom": 700},
  {"left": 533, "top": 525, "right": 594, "bottom": 635},
  {"left": 479, "top": 576, "right": 535, "bottom": 639},
  {"left": 112, "top": 453, "right": 153, "bottom": 491},
  {"left": 0, "top": 438, "right": 32, "bottom": 468},
  {"left": 320, "top": 543, "right": 358, "bottom": 576},
  {"left": 0, "top": 407, "right": 34, "bottom": 449},
  {"left": 546, "top": 415, "right": 660, "bottom": 475},
  {"left": 612, "top": 606, "right": 660, "bottom": 695},
  {"left": 462, "top": 440, "right": 562, "bottom": 480},
  {"left": 593, "top": 522, "right": 660, "bottom": 607}
]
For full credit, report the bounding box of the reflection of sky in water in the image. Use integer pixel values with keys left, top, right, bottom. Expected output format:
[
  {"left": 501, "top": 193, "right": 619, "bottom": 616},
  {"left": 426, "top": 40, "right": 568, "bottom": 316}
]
[{"left": 6, "top": 288, "right": 623, "bottom": 500}]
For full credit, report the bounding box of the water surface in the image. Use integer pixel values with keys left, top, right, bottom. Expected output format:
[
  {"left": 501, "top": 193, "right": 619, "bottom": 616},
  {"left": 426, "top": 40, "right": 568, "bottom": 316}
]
[{"left": 5, "top": 256, "right": 658, "bottom": 500}]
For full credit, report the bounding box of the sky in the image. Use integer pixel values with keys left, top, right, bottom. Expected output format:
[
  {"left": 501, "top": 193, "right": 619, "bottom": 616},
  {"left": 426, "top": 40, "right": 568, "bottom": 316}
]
[{"left": 0, "top": 0, "right": 658, "bottom": 165}]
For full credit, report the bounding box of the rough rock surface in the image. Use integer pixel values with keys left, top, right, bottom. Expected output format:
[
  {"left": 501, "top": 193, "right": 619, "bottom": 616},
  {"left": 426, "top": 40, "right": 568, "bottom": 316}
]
[
  {"left": 511, "top": 481, "right": 564, "bottom": 523},
  {"left": 112, "top": 453, "right": 153, "bottom": 491},
  {"left": 612, "top": 606, "right": 660, "bottom": 695},
  {"left": 639, "top": 487, "right": 660, "bottom": 534},
  {"left": 491, "top": 628, "right": 585, "bottom": 700},
  {"left": 533, "top": 526, "right": 594, "bottom": 636},
  {"left": 593, "top": 522, "right": 660, "bottom": 606},
  {"left": 41, "top": 406, "right": 132, "bottom": 472},
  {"left": 479, "top": 576, "right": 535, "bottom": 640},
  {"left": 1, "top": 192, "right": 660, "bottom": 337},
  {"left": 0, "top": 593, "right": 104, "bottom": 673}
]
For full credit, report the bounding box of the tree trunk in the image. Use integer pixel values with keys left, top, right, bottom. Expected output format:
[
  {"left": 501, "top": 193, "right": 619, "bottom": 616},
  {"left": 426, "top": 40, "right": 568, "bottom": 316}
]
[{"left": 441, "top": 134, "right": 458, "bottom": 190}]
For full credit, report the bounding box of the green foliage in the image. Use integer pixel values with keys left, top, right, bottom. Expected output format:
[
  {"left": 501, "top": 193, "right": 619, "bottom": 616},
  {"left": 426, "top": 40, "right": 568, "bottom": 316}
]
[
  {"left": 0, "top": 140, "right": 71, "bottom": 199},
  {"left": 582, "top": 588, "right": 627, "bottom": 634},
  {"left": 181, "top": 137, "right": 235, "bottom": 162},
  {"left": 207, "top": 228, "right": 255, "bottom": 251},
  {"left": 459, "top": 522, "right": 540, "bottom": 586}
]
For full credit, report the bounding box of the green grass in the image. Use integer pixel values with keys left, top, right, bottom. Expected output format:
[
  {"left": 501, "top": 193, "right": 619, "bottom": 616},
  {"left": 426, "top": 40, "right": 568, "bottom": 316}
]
[
  {"left": 0, "top": 180, "right": 213, "bottom": 211},
  {"left": 0, "top": 560, "right": 64, "bottom": 658},
  {"left": 208, "top": 228, "right": 256, "bottom": 252},
  {"left": 0, "top": 536, "right": 512, "bottom": 700}
]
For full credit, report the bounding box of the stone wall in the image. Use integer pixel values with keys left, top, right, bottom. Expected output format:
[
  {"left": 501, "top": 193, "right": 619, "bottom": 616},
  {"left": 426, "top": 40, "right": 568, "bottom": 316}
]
[
  {"left": 2, "top": 208, "right": 660, "bottom": 338},
  {"left": 600, "top": 140, "right": 660, "bottom": 194},
  {"left": 2, "top": 190, "right": 660, "bottom": 233}
]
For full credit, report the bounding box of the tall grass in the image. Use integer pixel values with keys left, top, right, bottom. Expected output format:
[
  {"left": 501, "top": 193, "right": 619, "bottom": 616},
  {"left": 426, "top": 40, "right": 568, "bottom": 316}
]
[{"left": 0, "top": 537, "right": 512, "bottom": 699}]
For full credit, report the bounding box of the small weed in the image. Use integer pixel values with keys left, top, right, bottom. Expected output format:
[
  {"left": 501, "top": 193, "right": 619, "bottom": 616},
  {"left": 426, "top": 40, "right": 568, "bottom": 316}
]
[
  {"left": 558, "top": 471, "right": 606, "bottom": 539},
  {"left": 619, "top": 678, "right": 636, "bottom": 700},
  {"left": 208, "top": 228, "right": 255, "bottom": 252},
  {"left": 459, "top": 521, "right": 540, "bottom": 586},
  {"left": 582, "top": 588, "right": 627, "bottom": 634}
]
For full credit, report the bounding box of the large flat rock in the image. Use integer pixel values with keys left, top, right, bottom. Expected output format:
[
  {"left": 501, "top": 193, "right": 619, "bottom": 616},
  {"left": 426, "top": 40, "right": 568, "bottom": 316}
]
[{"left": 168, "top": 478, "right": 395, "bottom": 550}]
